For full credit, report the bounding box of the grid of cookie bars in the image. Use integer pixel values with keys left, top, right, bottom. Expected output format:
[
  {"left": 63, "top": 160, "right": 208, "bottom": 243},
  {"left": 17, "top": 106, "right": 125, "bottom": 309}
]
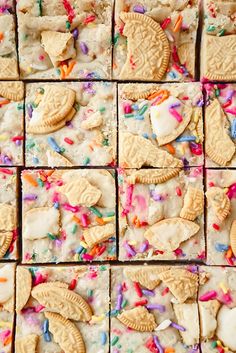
[{"left": 0, "top": 0, "right": 236, "bottom": 353}]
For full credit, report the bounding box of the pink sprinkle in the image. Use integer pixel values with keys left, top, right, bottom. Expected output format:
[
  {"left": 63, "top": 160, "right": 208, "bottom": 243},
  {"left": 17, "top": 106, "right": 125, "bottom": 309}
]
[
  {"left": 225, "top": 108, "right": 236, "bottom": 115},
  {"left": 64, "top": 137, "right": 74, "bottom": 145},
  {"left": 97, "top": 245, "right": 106, "bottom": 256},
  {"left": 133, "top": 195, "right": 147, "bottom": 211},
  {"left": 208, "top": 182, "right": 215, "bottom": 187},
  {"left": 126, "top": 185, "right": 134, "bottom": 207},
  {"left": 84, "top": 15, "right": 96, "bottom": 25},
  {"left": 82, "top": 253, "right": 93, "bottom": 261},
  {"left": 174, "top": 248, "right": 183, "bottom": 256},
  {"left": 24, "top": 252, "right": 31, "bottom": 261},
  {"left": 52, "top": 192, "right": 59, "bottom": 203},
  {"left": 124, "top": 104, "right": 132, "bottom": 114},
  {"left": 81, "top": 214, "right": 88, "bottom": 227},
  {"left": 199, "top": 290, "right": 217, "bottom": 301},
  {"left": 35, "top": 304, "right": 45, "bottom": 312},
  {"left": 169, "top": 108, "right": 183, "bottom": 122},
  {"left": 227, "top": 183, "right": 236, "bottom": 199},
  {"left": 39, "top": 55, "right": 45, "bottom": 61},
  {"left": 63, "top": 203, "right": 80, "bottom": 213},
  {"left": 197, "top": 250, "right": 206, "bottom": 259},
  {"left": 161, "top": 17, "right": 171, "bottom": 29},
  {"left": 0, "top": 329, "right": 11, "bottom": 341},
  {"left": 34, "top": 273, "right": 47, "bottom": 286},
  {"left": 161, "top": 287, "right": 169, "bottom": 296},
  {"left": 175, "top": 187, "right": 182, "bottom": 196},
  {"left": 88, "top": 270, "right": 97, "bottom": 279}
]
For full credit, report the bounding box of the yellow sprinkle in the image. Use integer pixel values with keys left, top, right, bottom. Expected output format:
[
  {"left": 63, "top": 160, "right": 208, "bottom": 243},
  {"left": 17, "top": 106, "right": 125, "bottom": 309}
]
[
  {"left": 90, "top": 314, "right": 105, "bottom": 323},
  {"left": 219, "top": 282, "right": 228, "bottom": 294},
  {"left": 26, "top": 67, "right": 32, "bottom": 74},
  {"left": 0, "top": 321, "right": 12, "bottom": 328},
  {"left": 102, "top": 216, "right": 115, "bottom": 223},
  {"left": 128, "top": 240, "right": 137, "bottom": 246},
  {"left": 80, "top": 241, "right": 88, "bottom": 249},
  {"left": 0, "top": 135, "right": 8, "bottom": 141},
  {"left": 193, "top": 111, "right": 200, "bottom": 123}
]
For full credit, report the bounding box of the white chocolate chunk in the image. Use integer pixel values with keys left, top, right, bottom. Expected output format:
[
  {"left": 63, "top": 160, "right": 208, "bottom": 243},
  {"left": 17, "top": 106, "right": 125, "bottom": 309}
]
[
  {"left": 173, "top": 303, "right": 199, "bottom": 346},
  {"left": 199, "top": 300, "right": 221, "bottom": 339},
  {"left": 0, "top": 264, "right": 14, "bottom": 303},
  {"left": 217, "top": 306, "right": 236, "bottom": 350}
]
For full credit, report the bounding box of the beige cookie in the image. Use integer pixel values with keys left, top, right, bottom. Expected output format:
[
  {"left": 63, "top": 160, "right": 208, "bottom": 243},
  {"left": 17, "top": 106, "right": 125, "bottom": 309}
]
[
  {"left": 180, "top": 187, "right": 204, "bottom": 221},
  {"left": 144, "top": 218, "right": 200, "bottom": 252},
  {"left": 230, "top": 220, "right": 236, "bottom": 257},
  {"left": 158, "top": 268, "right": 198, "bottom": 303},
  {"left": 83, "top": 223, "right": 115, "bottom": 248},
  {"left": 15, "top": 334, "right": 39, "bottom": 353},
  {"left": 58, "top": 177, "right": 101, "bottom": 207},
  {"left": 124, "top": 267, "right": 167, "bottom": 290},
  {"left": 126, "top": 168, "right": 180, "bottom": 185},
  {"left": 41, "top": 31, "right": 76, "bottom": 67},
  {"left": 31, "top": 282, "right": 92, "bottom": 321},
  {"left": 178, "top": 42, "right": 195, "bottom": 77},
  {"left": 46, "top": 150, "right": 73, "bottom": 167},
  {"left": 16, "top": 267, "right": 32, "bottom": 313},
  {"left": 0, "top": 204, "right": 16, "bottom": 231},
  {"left": 0, "top": 82, "right": 24, "bottom": 101},
  {"left": 206, "top": 187, "right": 230, "bottom": 222},
  {"left": 117, "top": 307, "right": 156, "bottom": 332},
  {"left": 45, "top": 312, "right": 85, "bottom": 353},
  {"left": 205, "top": 99, "right": 235, "bottom": 166},
  {"left": 121, "top": 84, "right": 158, "bottom": 100},
  {"left": 0, "top": 57, "right": 18, "bottom": 80},
  {"left": 120, "top": 132, "right": 183, "bottom": 168},
  {"left": 0, "top": 232, "right": 13, "bottom": 259},
  {"left": 81, "top": 111, "right": 103, "bottom": 130},
  {"left": 203, "top": 34, "right": 236, "bottom": 81},
  {"left": 119, "top": 12, "right": 170, "bottom": 80}
]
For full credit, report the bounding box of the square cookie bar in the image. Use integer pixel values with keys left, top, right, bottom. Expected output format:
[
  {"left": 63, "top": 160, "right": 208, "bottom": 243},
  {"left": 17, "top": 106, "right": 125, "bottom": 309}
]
[
  {"left": 25, "top": 82, "right": 117, "bottom": 167},
  {"left": 205, "top": 83, "right": 236, "bottom": 168},
  {"left": 15, "top": 264, "right": 109, "bottom": 353},
  {"left": 113, "top": 0, "right": 199, "bottom": 81},
  {"left": 201, "top": 0, "right": 236, "bottom": 81},
  {"left": 22, "top": 168, "right": 116, "bottom": 263},
  {"left": 111, "top": 265, "right": 200, "bottom": 353},
  {"left": 198, "top": 266, "right": 236, "bottom": 353},
  {"left": 0, "top": 167, "right": 18, "bottom": 260},
  {"left": 0, "top": 263, "right": 15, "bottom": 353},
  {"left": 0, "top": 82, "right": 24, "bottom": 166},
  {"left": 0, "top": 2, "right": 19, "bottom": 80},
  {"left": 118, "top": 167, "right": 204, "bottom": 261},
  {"left": 16, "top": 0, "right": 112, "bottom": 80},
  {"left": 206, "top": 169, "right": 236, "bottom": 266},
  {"left": 118, "top": 83, "right": 203, "bottom": 168}
]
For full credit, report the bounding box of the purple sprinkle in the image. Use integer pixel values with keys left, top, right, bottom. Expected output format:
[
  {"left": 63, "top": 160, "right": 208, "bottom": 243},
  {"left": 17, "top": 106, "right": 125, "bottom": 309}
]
[
  {"left": 142, "top": 289, "right": 155, "bottom": 297},
  {"left": 171, "top": 321, "right": 186, "bottom": 332},
  {"left": 15, "top": 140, "right": 21, "bottom": 146},
  {"left": 153, "top": 336, "right": 164, "bottom": 353},
  {"left": 226, "top": 89, "right": 234, "bottom": 101},
  {"left": 188, "top": 344, "right": 199, "bottom": 353},
  {"left": 124, "top": 242, "right": 136, "bottom": 257},
  {"left": 196, "top": 99, "right": 204, "bottom": 107},
  {"left": 23, "top": 194, "right": 38, "bottom": 201},
  {"left": 146, "top": 304, "right": 166, "bottom": 313},
  {"left": 80, "top": 41, "right": 89, "bottom": 55},
  {"left": 117, "top": 284, "right": 122, "bottom": 294},
  {"left": 139, "top": 241, "right": 149, "bottom": 253},
  {"left": 72, "top": 28, "right": 79, "bottom": 40},
  {"left": 170, "top": 102, "right": 181, "bottom": 108},
  {"left": 66, "top": 121, "right": 73, "bottom": 128},
  {"left": 116, "top": 294, "right": 123, "bottom": 311},
  {"left": 3, "top": 155, "right": 12, "bottom": 165},
  {"left": 133, "top": 4, "right": 146, "bottom": 14},
  {"left": 151, "top": 191, "right": 163, "bottom": 201},
  {"left": 27, "top": 104, "right": 33, "bottom": 118}
]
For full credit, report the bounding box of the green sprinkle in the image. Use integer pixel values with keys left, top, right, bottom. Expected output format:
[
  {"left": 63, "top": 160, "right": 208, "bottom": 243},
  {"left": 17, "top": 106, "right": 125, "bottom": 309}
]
[
  {"left": 114, "top": 33, "right": 120, "bottom": 46},
  {"left": 66, "top": 20, "right": 71, "bottom": 29},
  {"left": 87, "top": 289, "right": 93, "bottom": 297},
  {"left": 37, "top": 87, "right": 45, "bottom": 94},
  {"left": 56, "top": 68, "right": 61, "bottom": 76},
  {"left": 37, "top": 0, "right": 42, "bottom": 15},
  {"left": 37, "top": 178, "right": 44, "bottom": 187},
  {"left": 207, "top": 25, "right": 216, "bottom": 32},
  {"left": 22, "top": 34, "right": 28, "bottom": 41},
  {"left": 127, "top": 350, "right": 134, "bottom": 353},
  {"left": 26, "top": 141, "right": 35, "bottom": 150},
  {"left": 71, "top": 224, "right": 77, "bottom": 234},
  {"left": 102, "top": 138, "right": 109, "bottom": 146},
  {"left": 74, "top": 103, "right": 80, "bottom": 112},
  {"left": 111, "top": 336, "right": 119, "bottom": 346},
  {"left": 17, "top": 103, "right": 24, "bottom": 110},
  {"left": 60, "top": 147, "right": 65, "bottom": 153},
  {"left": 138, "top": 104, "right": 148, "bottom": 116},
  {"left": 47, "top": 233, "right": 57, "bottom": 240},
  {"left": 211, "top": 341, "right": 217, "bottom": 348},
  {"left": 106, "top": 211, "right": 115, "bottom": 217},
  {"left": 215, "top": 88, "right": 220, "bottom": 97},
  {"left": 219, "top": 29, "right": 225, "bottom": 37},
  {"left": 124, "top": 113, "right": 134, "bottom": 118},
  {"left": 99, "top": 106, "right": 106, "bottom": 113},
  {"left": 117, "top": 344, "right": 122, "bottom": 349},
  {"left": 100, "top": 265, "right": 107, "bottom": 271},
  {"left": 121, "top": 299, "right": 128, "bottom": 308},
  {"left": 32, "top": 102, "right": 38, "bottom": 109},
  {"left": 31, "top": 251, "right": 37, "bottom": 261},
  {"left": 83, "top": 157, "right": 90, "bottom": 165},
  {"left": 89, "top": 206, "right": 103, "bottom": 218}
]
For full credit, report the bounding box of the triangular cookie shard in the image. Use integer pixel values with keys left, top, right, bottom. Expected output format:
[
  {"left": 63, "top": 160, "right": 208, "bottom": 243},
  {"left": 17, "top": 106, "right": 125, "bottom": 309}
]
[
  {"left": 144, "top": 217, "right": 200, "bottom": 251},
  {"left": 16, "top": 267, "right": 32, "bottom": 313},
  {"left": 45, "top": 312, "right": 86, "bottom": 353},
  {"left": 124, "top": 267, "right": 166, "bottom": 290},
  {"left": 117, "top": 307, "right": 156, "bottom": 332},
  {"left": 180, "top": 187, "right": 204, "bottom": 221},
  {"left": 119, "top": 12, "right": 170, "bottom": 80},
  {"left": 205, "top": 99, "right": 235, "bottom": 166},
  {"left": 83, "top": 223, "right": 115, "bottom": 248},
  {"left": 15, "top": 334, "right": 39, "bottom": 353},
  {"left": 158, "top": 268, "right": 198, "bottom": 303},
  {"left": 46, "top": 150, "right": 73, "bottom": 167},
  {"left": 206, "top": 187, "right": 230, "bottom": 222}
]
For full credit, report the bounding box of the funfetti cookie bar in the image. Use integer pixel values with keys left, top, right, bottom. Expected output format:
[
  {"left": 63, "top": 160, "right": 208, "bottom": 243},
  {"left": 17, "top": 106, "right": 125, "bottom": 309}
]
[
  {"left": 15, "top": 264, "right": 109, "bottom": 353},
  {"left": 0, "top": 1, "right": 19, "bottom": 79},
  {"left": 113, "top": 0, "right": 199, "bottom": 82},
  {"left": 22, "top": 169, "right": 116, "bottom": 263},
  {"left": 206, "top": 169, "right": 236, "bottom": 266},
  {"left": 201, "top": 0, "right": 236, "bottom": 81},
  {"left": 0, "top": 263, "right": 15, "bottom": 353},
  {"left": 25, "top": 82, "right": 117, "bottom": 167},
  {"left": 0, "top": 167, "right": 18, "bottom": 260},
  {"left": 111, "top": 265, "right": 200, "bottom": 353},
  {"left": 198, "top": 266, "right": 236, "bottom": 353},
  {"left": 16, "top": 0, "right": 112, "bottom": 80},
  {"left": 0, "top": 82, "right": 24, "bottom": 166},
  {"left": 118, "top": 83, "right": 203, "bottom": 169},
  {"left": 118, "top": 167, "right": 204, "bottom": 261},
  {"left": 205, "top": 83, "right": 236, "bottom": 168}
]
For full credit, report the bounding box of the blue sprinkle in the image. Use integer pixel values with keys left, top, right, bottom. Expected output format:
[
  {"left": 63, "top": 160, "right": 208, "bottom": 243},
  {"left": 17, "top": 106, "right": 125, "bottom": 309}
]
[
  {"left": 231, "top": 119, "right": 236, "bottom": 139},
  {"left": 169, "top": 71, "right": 177, "bottom": 79},
  {"left": 132, "top": 104, "right": 139, "bottom": 110},
  {"left": 142, "top": 133, "right": 149, "bottom": 139},
  {"left": 76, "top": 245, "right": 84, "bottom": 254},
  {"left": 54, "top": 202, "right": 59, "bottom": 209},
  {"left": 47, "top": 137, "right": 61, "bottom": 153},
  {"left": 152, "top": 133, "right": 157, "bottom": 139},
  {"left": 215, "top": 243, "right": 229, "bottom": 252},
  {"left": 176, "top": 136, "right": 196, "bottom": 142},
  {"left": 32, "top": 157, "right": 39, "bottom": 164},
  {"left": 43, "top": 331, "right": 51, "bottom": 342},
  {"left": 43, "top": 319, "right": 49, "bottom": 333},
  {"left": 100, "top": 332, "right": 107, "bottom": 345},
  {"left": 135, "top": 115, "right": 144, "bottom": 120}
]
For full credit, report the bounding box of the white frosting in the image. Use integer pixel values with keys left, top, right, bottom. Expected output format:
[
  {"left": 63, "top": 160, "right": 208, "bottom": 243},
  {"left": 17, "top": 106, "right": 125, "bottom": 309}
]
[
  {"left": 217, "top": 306, "right": 236, "bottom": 350},
  {"left": 0, "top": 264, "right": 14, "bottom": 303}
]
